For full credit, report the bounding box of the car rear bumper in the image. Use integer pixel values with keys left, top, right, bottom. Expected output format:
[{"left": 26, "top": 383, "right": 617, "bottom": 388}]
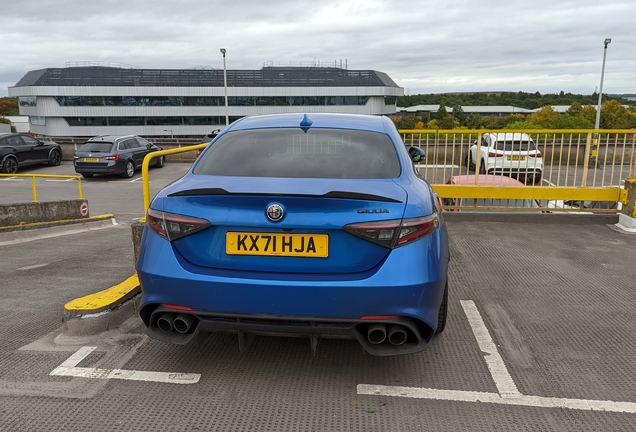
[
  {"left": 74, "top": 161, "right": 125, "bottom": 174},
  {"left": 487, "top": 167, "right": 542, "bottom": 180},
  {"left": 136, "top": 225, "right": 449, "bottom": 355}
]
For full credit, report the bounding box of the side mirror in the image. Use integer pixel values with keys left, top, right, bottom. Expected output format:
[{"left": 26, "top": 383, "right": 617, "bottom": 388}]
[{"left": 408, "top": 147, "right": 425, "bottom": 163}]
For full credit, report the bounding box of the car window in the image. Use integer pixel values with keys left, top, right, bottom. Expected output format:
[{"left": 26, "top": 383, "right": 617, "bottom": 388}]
[
  {"left": 7, "top": 136, "right": 24, "bottom": 146},
  {"left": 22, "top": 136, "right": 41, "bottom": 145},
  {"left": 136, "top": 137, "right": 151, "bottom": 147},
  {"left": 494, "top": 140, "right": 536, "bottom": 152},
  {"left": 193, "top": 128, "right": 401, "bottom": 179},
  {"left": 127, "top": 139, "right": 141, "bottom": 149},
  {"left": 78, "top": 142, "right": 114, "bottom": 153}
]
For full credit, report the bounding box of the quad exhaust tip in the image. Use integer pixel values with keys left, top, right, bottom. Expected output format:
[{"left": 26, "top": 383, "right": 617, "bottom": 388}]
[{"left": 156, "top": 312, "right": 197, "bottom": 334}]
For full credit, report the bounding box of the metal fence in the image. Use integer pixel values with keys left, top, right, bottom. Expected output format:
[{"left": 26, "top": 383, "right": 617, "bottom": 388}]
[{"left": 399, "top": 129, "right": 635, "bottom": 213}]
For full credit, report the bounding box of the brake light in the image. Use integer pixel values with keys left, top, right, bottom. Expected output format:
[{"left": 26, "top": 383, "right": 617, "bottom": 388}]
[
  {"left": 488, "top": 151, "right": 504, "bottom": 157},
  {"left": 529, "top": 152, "right": 542, "bottom": 157},
  {"left": 105, "top": 154, "right": 119, "bottom": 161},
  {"left": 146, "top": 208, "right": 212, "bottom": 241},
  {"left": 360, "top": 315, "right": 399, "bottom": 320},
  {"left": 343, "top": 214, "right": 439, "bottom": 249}
]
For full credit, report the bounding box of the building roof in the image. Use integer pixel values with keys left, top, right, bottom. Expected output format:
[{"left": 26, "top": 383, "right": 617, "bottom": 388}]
[{"left": 13, "top": 66, "right": 401, "bottom": 88}]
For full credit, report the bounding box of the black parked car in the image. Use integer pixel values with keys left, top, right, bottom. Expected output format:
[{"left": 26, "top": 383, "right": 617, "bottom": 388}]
[
  {"left": 73, "top": 135, "right": 164, "bottom": 178},
  {"left": 0, "top": 133, "right": 62, "bottom": 173}
]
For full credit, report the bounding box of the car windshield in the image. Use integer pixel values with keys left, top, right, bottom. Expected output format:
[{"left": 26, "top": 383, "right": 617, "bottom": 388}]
[
  {"left": 78, "top": 142, "right": 114, "bottom": 153},
  {"left": 494, "top": 140, "right": 536, "bottom": 152},
  {"left": 193, "top": 128, "right": 401, "bottom": 179}
]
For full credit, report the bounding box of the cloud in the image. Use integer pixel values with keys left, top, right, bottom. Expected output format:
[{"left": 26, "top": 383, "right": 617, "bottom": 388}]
[{"left": 1, "top": 0, "right": 634, "bottom": 96}]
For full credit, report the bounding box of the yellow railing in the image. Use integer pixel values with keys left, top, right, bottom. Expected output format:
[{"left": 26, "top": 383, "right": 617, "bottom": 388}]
[
  {"left": 0, "top": 173, "right": 84, "bottom": 203},
  {"left": 140, "top": 143, "right": 209, "bottom": 220},
  {"left": 398, "top": 128, "right": 635, "bottom": 212}
]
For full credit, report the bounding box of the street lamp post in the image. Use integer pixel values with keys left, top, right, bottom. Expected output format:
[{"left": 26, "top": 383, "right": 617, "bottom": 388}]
[
  {"left": 591, "top": 38, "right": 611, "bottom": 167},
  {"left": 163, "top": 129, "right": 173, "bottom": 138},
  {"left": 220, "top": 48, "right": 229, "bottom": 127}
]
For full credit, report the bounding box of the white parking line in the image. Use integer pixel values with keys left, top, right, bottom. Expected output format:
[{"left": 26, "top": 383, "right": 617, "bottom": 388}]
[
  {"left": 460, "top": 300, "right": 520, "bottom": 397},
  {"left": 0, "top": 177, "right": 23, "bottom": 181},
  {"left": 357, "top": 300, "right": 636, "bottom": 413},
  {"left": 45, "top": 178, "right": 74, "bottom": 182},
  {"left": 50, "top": 347, "right": 200, "bottom": 384}
]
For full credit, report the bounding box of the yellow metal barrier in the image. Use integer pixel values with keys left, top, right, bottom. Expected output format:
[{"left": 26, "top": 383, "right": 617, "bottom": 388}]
[
  {"left": 141, "top": 143, "right": 209, "bottom": 219},
  {"left": 399, "top": 128, "right": 635, "bottom": 212},
  {"left": 0, "top": 173, "right": 83, "bottom": 203}
]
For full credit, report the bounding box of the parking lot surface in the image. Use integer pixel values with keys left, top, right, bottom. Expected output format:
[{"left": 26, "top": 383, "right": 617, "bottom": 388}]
[{"left": 1, "top": 163, "right": 635, "bottom": 431}]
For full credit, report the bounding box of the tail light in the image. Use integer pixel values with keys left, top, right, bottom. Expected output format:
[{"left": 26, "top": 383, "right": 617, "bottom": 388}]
[
  {"left": 343, "top": 214, "right": 439, "bottom": 249},
  {"left": 488, "top": 151, "right": 504, "bottom": 157},
  {"left": 146, "top": 208, "right": 212, "bottom": 241},
  {"left": 529, "top": 152, "right": 542, "bottom": 157},
  {"left": 105, "top": 154, "right": 119, "bottom": 161}
]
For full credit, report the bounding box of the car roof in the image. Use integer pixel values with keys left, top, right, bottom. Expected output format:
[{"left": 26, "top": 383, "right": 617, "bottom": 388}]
[
  {"left": 227, "top": 113, "right": 389, "bottom": 133},
  {"left": 448, "top": 174, "right": 526, "bottom": 186},
  {"left": 86, "top": 135, "right": 136, "bottom": 142}
]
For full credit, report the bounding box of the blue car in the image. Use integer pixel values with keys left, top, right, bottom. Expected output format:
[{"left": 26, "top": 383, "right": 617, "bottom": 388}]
[{"left": 136, "top": 113, "right": 450, "bottom": 356}]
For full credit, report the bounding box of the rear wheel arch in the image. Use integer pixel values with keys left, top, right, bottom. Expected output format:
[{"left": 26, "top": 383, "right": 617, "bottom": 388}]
[
  {"left": 122, "top": 159, "right": 135, "bottom": 178},
  {"left": 1, "top": 155, "right": 19, "bottom": 174}
]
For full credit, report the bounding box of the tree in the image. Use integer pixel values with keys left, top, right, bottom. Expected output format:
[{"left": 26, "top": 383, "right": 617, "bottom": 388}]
[
  {"left": 626, "top": 111, "right": 636, "bottom": 129},
  {"left": 600, "top": 100, "right": 628, "bottom": 129},
  {"left": 451, "top": 104, "right": 466, "bottom": 126},
  {"left": 528, "top": 105, "right": 558, "bottom": 128},
  {"left": 552, "top": 115, "right": 594, "bottom": 129},
  {"left": 0, "top": 98, "right": 19, "bottom": 116},
  {"left": 466, "top": 112, "right": 485, "bottom": 129},
  {"left": 504, "top": 121, "right": 543, "bottom": 130},
  {"left": 565, "top": 102, "right": 582, "bottom": 117},
  {"left": 579, "top": 105, "right": 597, "bottom": 125}
]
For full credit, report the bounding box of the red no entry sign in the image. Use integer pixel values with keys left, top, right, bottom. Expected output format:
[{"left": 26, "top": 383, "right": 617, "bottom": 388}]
[{"left": 80, "top": 202, "right": 89, "bottom": 217}]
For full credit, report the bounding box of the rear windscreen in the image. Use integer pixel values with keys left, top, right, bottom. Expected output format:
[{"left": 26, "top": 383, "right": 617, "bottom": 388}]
[
  {"left": 495, "top": 140, "right": 536, "bottom": 151},
  {"left": 193, "top": 129, "right": 401, "bottom": 179},
  {"left": 78, "top": 142, "right": 114, "bottom": 152}
]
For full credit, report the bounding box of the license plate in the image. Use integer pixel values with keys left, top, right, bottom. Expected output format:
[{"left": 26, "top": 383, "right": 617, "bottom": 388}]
[
  {"left": 83, "top": 157, "right": 100, "bottom": 162},
  {"left": 226, "top": 232, "right": 328, "bottom": 258},
  {"left": 507, "top": 155, "right": 525, "bottom": 161}
]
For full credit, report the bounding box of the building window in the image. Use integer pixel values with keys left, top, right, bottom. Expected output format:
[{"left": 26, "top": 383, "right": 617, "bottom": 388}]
[
  {"left": 64, "top": 116, "right": 243, "bottom": 127},
  {"left": 54, "top": 95, "right": 370, "bottom": 107},
  {"left": 19, "top": 96, "right": 37, "bottom": 107},
  {"left": 30, "top": 116, "right": 46, "bottom": 126}
]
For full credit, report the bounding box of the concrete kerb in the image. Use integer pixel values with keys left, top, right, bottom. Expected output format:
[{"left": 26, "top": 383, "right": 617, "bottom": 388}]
[{"left": 61, "top": 220, "right": 145, "bottom": 336}]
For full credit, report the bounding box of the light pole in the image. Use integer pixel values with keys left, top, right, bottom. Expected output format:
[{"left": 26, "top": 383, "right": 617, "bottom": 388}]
[
  {"left": 220, "top": 48, "right": 229, "bottom": 127},
  {"left": 163, "top": 129, "right": 173, "bottom": 138},
  {"left": 591, "top": 38, "right": 611, "bottom": 167}
]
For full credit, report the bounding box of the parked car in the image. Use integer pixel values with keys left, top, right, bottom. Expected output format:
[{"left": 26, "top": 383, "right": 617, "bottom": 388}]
[
  {"left": 442, "top": 174, "right": 543, "bottom": 211},
  {"left": 0, "top": 133, "right": 62, "bottom": 174},
  {"left": 136, "top": 113, "right": 450, "bottom": 356},
  {"left": 73, "top": 135, "right": 164, "bottom": 178},
  {"left": 547, "top": 181, "right": 624, "bottom": 213},
  {"left": 467, "top": 133, "right": 543, "bottom": 184}
]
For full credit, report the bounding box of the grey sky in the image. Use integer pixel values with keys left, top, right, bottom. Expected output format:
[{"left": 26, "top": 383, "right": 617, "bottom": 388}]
[{"left": 1, "top": 0, "right": 634, "bottom": 97}]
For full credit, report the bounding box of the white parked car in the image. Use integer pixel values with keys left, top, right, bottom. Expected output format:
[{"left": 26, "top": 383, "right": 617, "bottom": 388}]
[{"left": 467, "top": 133, "right": 543, "bottom": 184}]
